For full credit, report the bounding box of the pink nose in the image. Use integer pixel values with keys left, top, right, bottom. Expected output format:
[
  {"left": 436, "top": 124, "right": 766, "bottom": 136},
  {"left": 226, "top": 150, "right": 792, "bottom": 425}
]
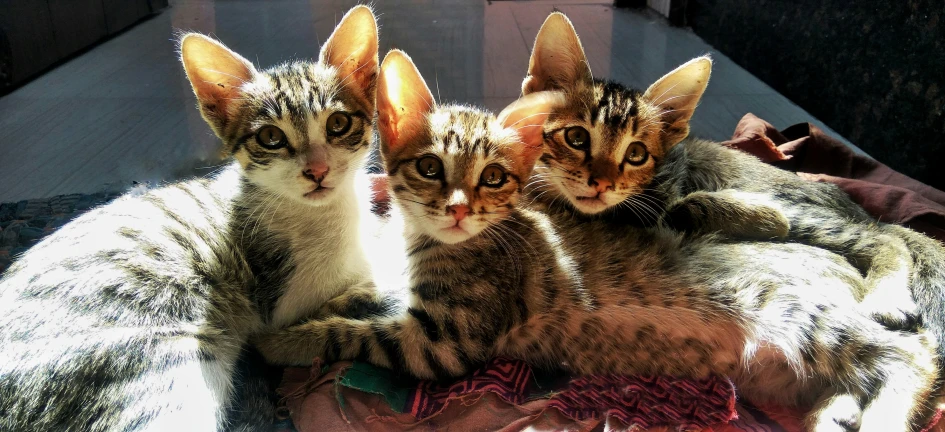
[
  {"left": 589, "top": 177, "right": 613, "bottom": 193},
  {"left": 447, "top": 204, "right": 470, "bottom": 221},
  {"left": 303, "top": 161, "right": 329, "bottom": 182}
]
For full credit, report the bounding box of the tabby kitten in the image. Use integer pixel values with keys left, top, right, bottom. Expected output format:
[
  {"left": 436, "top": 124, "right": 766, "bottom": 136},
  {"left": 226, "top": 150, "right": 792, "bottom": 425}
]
[
  {"left": 0, "top": 7, "right": 381, "bottom": 431},
  {"left": 521, "top": 12, "right": 945, "bottom": 343},
  {"left": 255, "top": 49, "right": 939, "bottom": 432}
]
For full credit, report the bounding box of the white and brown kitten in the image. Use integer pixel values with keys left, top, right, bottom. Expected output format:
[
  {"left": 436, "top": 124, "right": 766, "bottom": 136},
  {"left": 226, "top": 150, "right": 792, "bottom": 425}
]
[
  {"left": 521, "top": 12, "right": 945, "bottom": 359},
  {"left": 0, "top": 6, "right": 385, "bottom": 431},
  {"left": 256, "top": 49, "right": 939, "bottom": 432}
]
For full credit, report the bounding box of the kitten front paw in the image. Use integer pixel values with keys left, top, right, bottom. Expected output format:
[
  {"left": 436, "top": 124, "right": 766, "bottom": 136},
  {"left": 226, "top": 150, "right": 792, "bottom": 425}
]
[
  {"left": 744, "top": 205, "right": 791, "bottom": 239},
  {"left": 662, "top": 200, "right": 705, "bottom": 234},
  {"left": 251, "top": 327, "right": 323, "bottom": 366}
]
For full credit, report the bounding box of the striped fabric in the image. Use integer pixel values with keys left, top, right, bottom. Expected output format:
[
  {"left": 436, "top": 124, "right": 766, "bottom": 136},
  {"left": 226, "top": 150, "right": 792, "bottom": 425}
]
[
  {"left": 403, "top": 357, "right": 737, "bottom": 430},
  {"left": 405, "top": 358, "right": 532, "bottom": 419}
]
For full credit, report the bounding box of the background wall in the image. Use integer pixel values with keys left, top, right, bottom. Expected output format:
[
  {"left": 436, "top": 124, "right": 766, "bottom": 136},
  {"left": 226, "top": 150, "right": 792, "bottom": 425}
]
[
  {"left": 0, "top": 0, "right": 168, "bottom": 94},
  {"left": 686, "top": 0, "right": 945, "bottom": 189}
]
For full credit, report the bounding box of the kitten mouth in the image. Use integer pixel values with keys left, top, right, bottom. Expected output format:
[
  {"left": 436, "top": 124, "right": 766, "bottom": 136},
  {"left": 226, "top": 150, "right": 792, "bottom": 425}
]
[
  {"left": 441, "top": 220, "right": 468, "bottom": 233},
  {"left": 572, "top": 193, "right": 609, "bottom": 213},
  {"left": 303, "top": 185, "right": 333, "bottom": 199}
]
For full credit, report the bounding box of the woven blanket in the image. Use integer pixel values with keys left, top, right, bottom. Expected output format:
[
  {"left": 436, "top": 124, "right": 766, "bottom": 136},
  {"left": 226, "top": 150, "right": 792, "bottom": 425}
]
[{"left": 280, "top": 358, "right": 739, "bottom": 431}]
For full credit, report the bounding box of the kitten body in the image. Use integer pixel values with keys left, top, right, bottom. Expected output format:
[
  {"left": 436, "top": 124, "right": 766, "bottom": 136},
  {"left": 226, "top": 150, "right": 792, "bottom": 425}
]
[
  {"left": 0, "top": 7, "right": 382, "bottom": 431},
  {"left": 256, "top": 50, "right": 939, "bottom": 432},
  {"left": 520, "top": 12, "right": 945, "bottom": 363}
]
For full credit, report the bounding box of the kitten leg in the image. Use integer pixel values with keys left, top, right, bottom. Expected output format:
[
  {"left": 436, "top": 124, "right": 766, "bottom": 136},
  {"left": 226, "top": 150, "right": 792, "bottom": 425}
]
[
  {"left": 663, "top": 190, "right": 791, "bottom": 239},
  {"left": 880, "top": 224, "right": 945, "bottom": 367},
  {"left": 310, "top": 281, "right": 404, "bottom": 320},
  {"left": 137, "top": 357, "right": 230, "bottom": 432},
  {"left": 856, "top": 330, "right": 939, "bottom": 432},
  {"left": 254, "top": 311, "right": 490, "bottom": 380},
  {"left": 804, "top": 325, "right": 938, "bottom": 432},
  {"left": 222, "top": 347, "right": 282, "bottom": 432},
  {"left": 855, "top": 233, "right": 919, "bottom": 330},
  {"left": 775, "top": 212, "right": 920, "bottom": 329}
]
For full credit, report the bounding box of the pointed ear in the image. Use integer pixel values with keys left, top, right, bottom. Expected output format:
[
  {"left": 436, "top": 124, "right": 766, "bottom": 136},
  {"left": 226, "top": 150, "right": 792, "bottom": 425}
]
[
  {"left": 319, "top": 6, "right": 379, "bottom": 108},
  {"left": 180, "top": 33, "right": 256, "bottom": 135},
  {"left": 376, "top": 50, "right": 435, "bottom": 159},
  {"left": 643, "top": 56, "right": 712, "bottom": 148},
  {"left": 522, "top": 12, "right": 593, "bottom": 95},
  {"left": 497, "top": 91, "right": 565, "bottom": 171}
]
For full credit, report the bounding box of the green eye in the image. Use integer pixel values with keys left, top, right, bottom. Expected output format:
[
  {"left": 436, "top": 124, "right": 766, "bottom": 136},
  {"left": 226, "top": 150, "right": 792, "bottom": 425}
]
[
  {"left": 624, "top": 142, "right": 649, "bottom": 165},
  {"left": 416, "top": 155, "right": 443, "bottom": 179},
  {"left": 564, "top": 126, "right": 590, "bottom": 149},
  {"left": 326, "top": 112, "right": 352, "bottom": 136},
  {"left": 479, "top": 164, "right": 507, "bottom": 188},
  {"left": 256, "top": 125, "right": 287, "bottom": 149}
]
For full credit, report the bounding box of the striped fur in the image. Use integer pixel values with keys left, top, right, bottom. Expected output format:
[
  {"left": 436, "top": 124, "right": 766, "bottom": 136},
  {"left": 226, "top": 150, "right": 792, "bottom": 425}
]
[
  {"left": 0, "top": 6, "right": 382, "bottom": 431},
  {"left": 255, "top": 50, "right": 940, "bottom": 432},
  {"left": 521, "top": 12, "right": 945, "bottom": 373}
]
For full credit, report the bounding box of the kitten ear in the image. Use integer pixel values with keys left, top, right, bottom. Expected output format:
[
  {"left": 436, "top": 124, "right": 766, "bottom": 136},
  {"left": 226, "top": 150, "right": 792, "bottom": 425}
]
[
  {"left": 643, "top": 56, "right": 712, "bottom": 148},
  {"left": 522, "top": 12, "right": 593, "bottom": 95},
  {"left": 180, "top": 33, "right": 257, "bottom": 136},
  {"left": 497, "top": 91, "right": 565, "bottom": 171},
  {"left": 319, "top": 6, "right": 379, "bottom": 108},
  {"left": 376, "top": 50, "right": 435, "bottom": 159}
]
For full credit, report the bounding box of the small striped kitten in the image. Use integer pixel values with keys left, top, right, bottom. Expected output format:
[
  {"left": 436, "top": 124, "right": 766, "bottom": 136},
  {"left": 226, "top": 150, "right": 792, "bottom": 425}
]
[
  {"left": 0, "top": 6, "right": 386, "bottom": 431},
  {"left": 255, "top": 49, "right": 939, "bottom": 432},
  {"left": 522, "top": 13, "right": 945, "bottom": 357}
]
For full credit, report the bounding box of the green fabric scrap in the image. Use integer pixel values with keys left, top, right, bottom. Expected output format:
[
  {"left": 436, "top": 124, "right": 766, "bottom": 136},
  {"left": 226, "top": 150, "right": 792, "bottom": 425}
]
[{"left": 336, "top": 361, "right": 417, "bottom": 413}]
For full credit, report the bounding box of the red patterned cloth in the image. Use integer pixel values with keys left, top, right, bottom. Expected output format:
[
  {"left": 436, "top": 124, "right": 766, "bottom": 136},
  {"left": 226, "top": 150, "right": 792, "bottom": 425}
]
[
  {"left": 405, "top": 357, "right": 532, "bottom": 419},
  {"left": 546, "top": 374, "right": 736, "bottom": 429}
]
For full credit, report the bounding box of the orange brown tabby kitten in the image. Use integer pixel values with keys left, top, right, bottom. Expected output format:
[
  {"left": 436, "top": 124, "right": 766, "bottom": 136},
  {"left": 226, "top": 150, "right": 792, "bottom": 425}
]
[{"left": 521, "top": 13, "right": 945, "bottom": 376}]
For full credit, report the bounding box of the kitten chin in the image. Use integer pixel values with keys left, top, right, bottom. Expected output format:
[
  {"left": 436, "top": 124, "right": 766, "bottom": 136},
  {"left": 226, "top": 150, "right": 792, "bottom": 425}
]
[{"left": 416, "top": 220, "right": 484, "bottom": 245}]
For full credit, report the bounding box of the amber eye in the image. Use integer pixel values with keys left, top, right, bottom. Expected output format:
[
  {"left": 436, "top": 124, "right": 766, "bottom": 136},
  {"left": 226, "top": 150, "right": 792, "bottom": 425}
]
[
  {"left": 479, "top": 164, "right": 507, "bottom": 188},
  {"left": 256, "top": 125, "right": 287, "bottom": 149},
  {"left": 625, "top": 142, "right": 649, "bottom": 165},
  {"left": 326, "top": 112, "right": 352, "bottom": 136},
  {"left": 564, "top": 127, "right": 590, "bottom": 149},
  {"left": 416, "top": 155, "right": 443, "bottom": 179}
]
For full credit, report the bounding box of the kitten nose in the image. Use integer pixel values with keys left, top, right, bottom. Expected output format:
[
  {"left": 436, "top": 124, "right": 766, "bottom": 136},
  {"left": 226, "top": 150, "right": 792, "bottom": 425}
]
[
  {"left": 446, "top": 204, "right": 470, "bottom": 221},
  {"left": 589, "top": 177, "right": 613, "bottom": 193},
  {"left": 303, "top": 162, "right": 329, "bottom": 183}
]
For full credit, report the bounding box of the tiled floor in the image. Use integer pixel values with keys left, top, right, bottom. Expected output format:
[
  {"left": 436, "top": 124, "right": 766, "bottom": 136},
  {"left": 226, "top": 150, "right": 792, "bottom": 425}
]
[{"left": 0, "top": 0, "right": 862, "bottom": 203}]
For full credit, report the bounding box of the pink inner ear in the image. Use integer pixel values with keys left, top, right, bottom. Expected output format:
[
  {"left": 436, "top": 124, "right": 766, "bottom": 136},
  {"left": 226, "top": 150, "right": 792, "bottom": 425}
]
[
  {"left": 376, "top": 105, "right": 401, "bottom": 153},
  {"left": 376, "top": 50, "right": 435, "bottom": 156},
  {"left": 497, "top": 91, "right": 564, "bottom": 167}
]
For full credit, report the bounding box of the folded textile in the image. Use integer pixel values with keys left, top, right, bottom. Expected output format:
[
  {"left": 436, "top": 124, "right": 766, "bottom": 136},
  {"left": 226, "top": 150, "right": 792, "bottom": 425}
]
[{"left": 724, "top": 113, "right": 945, "bottom": 241}]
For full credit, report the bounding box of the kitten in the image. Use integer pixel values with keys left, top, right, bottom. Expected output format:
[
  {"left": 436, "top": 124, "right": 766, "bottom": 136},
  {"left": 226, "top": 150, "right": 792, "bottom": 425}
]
[
  {"left": 521, "top": 12, "right": 945, "bottom": 349},
  {"left": 255, "top": 49, "right": 939, "bottom": 432},
  {"left": 0, "top": 7, "right": 383, "bottom": 431}
]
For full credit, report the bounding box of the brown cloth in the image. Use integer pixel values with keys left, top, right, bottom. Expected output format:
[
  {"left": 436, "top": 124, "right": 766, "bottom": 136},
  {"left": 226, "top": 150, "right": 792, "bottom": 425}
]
[{"left": 723, "top": 113, "right": 945, "bottom": 242}]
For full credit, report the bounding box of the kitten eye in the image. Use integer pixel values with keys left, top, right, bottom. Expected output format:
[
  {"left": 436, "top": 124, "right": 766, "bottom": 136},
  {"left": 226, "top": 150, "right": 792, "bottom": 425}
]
[
  {"left": 625, "top": 142, "right": 649, "bottom": 165},
  {"left": 479, "top": 164, "right": 507, "bottom": 188},
  {"left": 564, "top": 127, "right": 590, "bottom": 149},
  {"left": 416, "top": 155, "right": 443, "bottom": 179},
  {"left": 256, "top": 126, "right": 288, "bottom": 150},
  {"left": 326, "top": 112, "right": 352, "bottom": 136}
]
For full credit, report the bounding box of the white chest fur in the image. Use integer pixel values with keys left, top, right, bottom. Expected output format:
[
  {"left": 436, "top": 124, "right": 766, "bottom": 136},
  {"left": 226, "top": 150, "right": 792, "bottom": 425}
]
[{"left": 266, "top": 174, "right": 377, "bottom": 328}]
